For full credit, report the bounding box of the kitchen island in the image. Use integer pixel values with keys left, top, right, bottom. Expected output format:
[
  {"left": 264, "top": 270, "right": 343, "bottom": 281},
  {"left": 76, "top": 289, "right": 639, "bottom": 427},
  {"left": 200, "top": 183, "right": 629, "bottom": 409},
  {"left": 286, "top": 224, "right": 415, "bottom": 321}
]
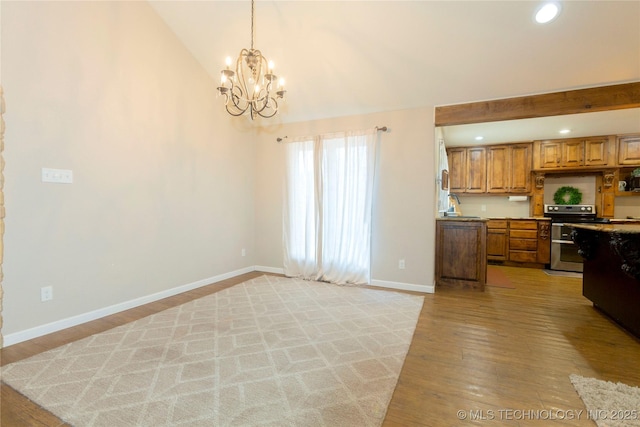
[
  {"left": 435, "top": 217, "right": 487, "bottom": 291},
  {"left": 569, "top": 223, "right": 640, "bottom": 338}
]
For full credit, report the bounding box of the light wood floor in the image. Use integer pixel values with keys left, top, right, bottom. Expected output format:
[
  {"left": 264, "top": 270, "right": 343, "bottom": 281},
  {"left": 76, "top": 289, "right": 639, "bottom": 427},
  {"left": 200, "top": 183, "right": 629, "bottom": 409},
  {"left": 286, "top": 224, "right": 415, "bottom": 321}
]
[{"left": 2, "top": 267, "right": 639, "bottom": 426}]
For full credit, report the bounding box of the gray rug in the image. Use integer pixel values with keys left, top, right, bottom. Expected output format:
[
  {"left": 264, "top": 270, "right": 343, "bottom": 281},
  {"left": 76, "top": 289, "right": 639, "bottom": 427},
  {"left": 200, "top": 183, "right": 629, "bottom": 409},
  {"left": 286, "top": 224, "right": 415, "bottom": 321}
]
[
  {"left": 1, "top": 275, "right": 424, "bottom": 426},
  {"left": 570, "top": 374, "right": 640, "bottom": 427}
]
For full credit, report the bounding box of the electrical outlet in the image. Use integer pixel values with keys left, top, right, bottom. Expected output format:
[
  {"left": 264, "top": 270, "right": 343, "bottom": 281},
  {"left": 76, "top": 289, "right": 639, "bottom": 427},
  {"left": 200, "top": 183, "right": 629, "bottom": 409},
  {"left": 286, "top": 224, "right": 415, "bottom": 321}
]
[
  {"left": 41, "top": 286, "right": 53, "bottom": 302},
  {"left": 42, "top": 168, "right": 73, "bottom": 184},
  {"left": 241, "top": 248, "right": 246, "bottom": 257},
  {"left": 481, "top": 205, "right": 486, "bottom": 212},
  {"left": 398, "top": 259, "right": 405, "bottom": 269}
]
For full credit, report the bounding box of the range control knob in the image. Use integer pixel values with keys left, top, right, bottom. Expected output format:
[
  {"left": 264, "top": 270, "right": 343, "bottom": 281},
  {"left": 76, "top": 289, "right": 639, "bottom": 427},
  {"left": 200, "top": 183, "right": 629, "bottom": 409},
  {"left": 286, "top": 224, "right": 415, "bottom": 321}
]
[{"left": 581, "top": 207, "right": 586, "bottom": 211}]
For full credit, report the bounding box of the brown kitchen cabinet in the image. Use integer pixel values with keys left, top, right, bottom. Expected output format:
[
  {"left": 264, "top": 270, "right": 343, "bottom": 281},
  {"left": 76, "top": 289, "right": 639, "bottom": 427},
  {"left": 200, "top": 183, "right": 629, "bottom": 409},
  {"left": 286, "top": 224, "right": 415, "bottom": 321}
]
[
  {"left": 435, "top": 219, "right": 487, "bottom": 290},
  {"left": 584, "top": 136, "right": 614, "bottom": 166},
  {"left": 486, "top": 219, "right": 508, "bottom": 261},
  {"left": 487, "top": 143, "right": 532, "bottom": 193},
  {"left": 448, "top": 143, "right": 530, "bottom": 195},
  {"left": 617, "top": 134, "right": 640, "bottom": 165},
  {"left": 534, "top": 139, "right": 584, "bottom": 169},
  {"left": 533, "top": 136, "right": 616, "bottom": 170},
  {"left": 447, "top": 148, "right": 466, "bottom": 192},
  {"left": 447, "top": 147, "right": 487, "bottom": 193},
  {"left": 446, "top": 147, "right": 486, "bottom": 193},
  {"left": 488, "top": 218, "right": 551, "bottom": 267},
  {"left": 509, "top": 220, "right": 538, "bottom": 263}
]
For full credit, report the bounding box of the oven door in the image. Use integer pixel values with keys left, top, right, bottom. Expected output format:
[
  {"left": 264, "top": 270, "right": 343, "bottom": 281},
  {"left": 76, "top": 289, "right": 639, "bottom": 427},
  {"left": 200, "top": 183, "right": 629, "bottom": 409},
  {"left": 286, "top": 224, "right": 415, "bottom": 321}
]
[{"left": 550, "top": 223, "right": 584, "bottom": 272}]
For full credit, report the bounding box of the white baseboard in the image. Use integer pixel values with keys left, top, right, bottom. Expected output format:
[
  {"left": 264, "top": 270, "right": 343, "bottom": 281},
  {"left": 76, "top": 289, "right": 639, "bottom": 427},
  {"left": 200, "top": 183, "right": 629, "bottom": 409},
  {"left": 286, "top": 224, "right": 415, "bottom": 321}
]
[
  {"left": 254, "top": 265, "right": 434, "bottom": 294},
  {"left": 370, "top": 278, "right": 435, "bottom": 294},
  {"left": 2, "top": 266, "right": 255, "bottom": 347},
  {"left": 3, "top": 266, "right": 433, "bottom": 347}
]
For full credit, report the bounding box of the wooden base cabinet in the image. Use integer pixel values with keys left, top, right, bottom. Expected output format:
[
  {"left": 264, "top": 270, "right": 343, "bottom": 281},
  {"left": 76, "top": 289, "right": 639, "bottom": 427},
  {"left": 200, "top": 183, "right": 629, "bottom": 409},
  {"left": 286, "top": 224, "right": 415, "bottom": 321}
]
[
  {"left": 436, "top": 219, "right": 487, "bottom": 291},
  {"left": 487, "top": 220, "right": 508, "bottom": 261},
  {"left": 489, "top": 218, "right": 551, "bottom": 267}
]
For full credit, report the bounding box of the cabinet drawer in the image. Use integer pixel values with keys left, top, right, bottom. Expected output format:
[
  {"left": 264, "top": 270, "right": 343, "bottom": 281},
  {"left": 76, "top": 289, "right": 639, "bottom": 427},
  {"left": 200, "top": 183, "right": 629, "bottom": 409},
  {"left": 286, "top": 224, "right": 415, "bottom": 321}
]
[
  {"left": 487, "top": 220, "right": 508, "bottom": 229},
  {"left": 509, "top": 251, "right": 538, "bottom": 263},
  {"left": 509, "top": 239, "right": 537, "bottom": 251},
  {"left": 509, "top": 221, "right": 537, "bottom": 230},
  {"left": 510, "top": 229, "right": 538, "bottom": 239}
]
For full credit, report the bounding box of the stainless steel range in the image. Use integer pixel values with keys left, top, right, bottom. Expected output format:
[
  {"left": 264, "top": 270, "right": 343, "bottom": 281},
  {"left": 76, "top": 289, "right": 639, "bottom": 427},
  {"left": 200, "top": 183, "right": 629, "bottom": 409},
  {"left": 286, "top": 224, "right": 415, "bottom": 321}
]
[{"left": 544, "top": 204, "right": 610, "bottom": 272}]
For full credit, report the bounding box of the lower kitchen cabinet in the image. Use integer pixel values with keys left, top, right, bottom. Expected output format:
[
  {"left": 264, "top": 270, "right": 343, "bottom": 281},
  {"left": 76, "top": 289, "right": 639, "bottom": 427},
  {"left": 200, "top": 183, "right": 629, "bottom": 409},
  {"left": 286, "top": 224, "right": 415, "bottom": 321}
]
[
  {"left": 488, "top": 218, "right": 551, "bottom": 267},
  {"left": 509, "top": 220, "right": 538, "bottom": 263},
  {"left": 487, "top": 220, "right": 508, "bottom": 261},
  {"left": 436, "top": 219, "right": 487, "bottom": 290}
]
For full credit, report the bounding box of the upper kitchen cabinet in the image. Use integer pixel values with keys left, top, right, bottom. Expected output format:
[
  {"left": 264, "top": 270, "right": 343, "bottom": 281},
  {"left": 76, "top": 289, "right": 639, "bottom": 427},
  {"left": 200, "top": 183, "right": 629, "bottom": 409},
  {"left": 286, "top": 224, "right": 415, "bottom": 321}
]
[
  {"left": 487, "top": 143, "right": 532, "bottom": 193},
  {"left": 533, "top": 136, "right": 616, "bottom": 170},
  {"left": 585, "top": 136, "right": 615, "bottom": 166},
  {"left": 447, "top": 146, "right": 486, "bottom": 193},
  {"left": 618, "top": 134, "right": 640, "bottom": 165}
]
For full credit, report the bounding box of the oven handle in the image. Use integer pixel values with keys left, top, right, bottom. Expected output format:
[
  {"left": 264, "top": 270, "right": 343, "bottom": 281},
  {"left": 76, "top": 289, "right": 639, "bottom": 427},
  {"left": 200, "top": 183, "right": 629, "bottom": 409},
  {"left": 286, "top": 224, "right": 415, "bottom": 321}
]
[{"left": 552, "top": 239, "right": 575, "bottom": 244}]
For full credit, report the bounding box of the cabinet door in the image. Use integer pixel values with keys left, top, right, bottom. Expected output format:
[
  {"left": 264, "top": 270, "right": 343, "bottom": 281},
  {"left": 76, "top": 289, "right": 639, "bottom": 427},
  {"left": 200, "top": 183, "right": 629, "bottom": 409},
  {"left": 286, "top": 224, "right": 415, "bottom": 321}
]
[
  {"left": 537, "top": 142, "right": 562, "bottom": 168},
  {"left": 509, "top": 144, "right": 532, "bottom": 192},
  {"left": 447, "top": 148, "right": 466, "bottom": 192},
  {"left": 618, "top": 134, "right": 640, "bottom": 165},
  {"left": 539, "top": 142, "right": 561, "bottom": 168},
  {"left": 584, "top": 136, "right": 611, "bottom": 166},
  {"left": 487, "top": 146, "right": 509, "bottom": 193},
  {"left": 562, "top": 140, "right": 584, "bottom": 167},
  {"left": 486, "top": 220, "right": 508, "bottom": 261},
  {"left": 436, "top": 221, "right": 486, "bottom": 290},
  {"left": 601, "top": 192, "right": 615, "bottom": 218},
  {"left": 465, "top": 147, "right": 486, "bottom": 193}
]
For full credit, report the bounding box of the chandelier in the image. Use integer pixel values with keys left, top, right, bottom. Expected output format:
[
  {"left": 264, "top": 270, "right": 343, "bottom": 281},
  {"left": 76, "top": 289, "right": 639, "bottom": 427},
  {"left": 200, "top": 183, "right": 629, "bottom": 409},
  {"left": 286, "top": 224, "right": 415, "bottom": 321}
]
[{"left": 217, "top": 0, "right": 286, "bottom": 119}]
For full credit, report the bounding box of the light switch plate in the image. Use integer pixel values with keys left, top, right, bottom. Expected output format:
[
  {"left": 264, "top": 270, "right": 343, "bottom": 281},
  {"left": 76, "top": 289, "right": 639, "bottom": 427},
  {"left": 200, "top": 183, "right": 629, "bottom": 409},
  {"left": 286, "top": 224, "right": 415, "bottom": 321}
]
[{"left": 42, "top": 168, "right": 73, "bottom": 183}]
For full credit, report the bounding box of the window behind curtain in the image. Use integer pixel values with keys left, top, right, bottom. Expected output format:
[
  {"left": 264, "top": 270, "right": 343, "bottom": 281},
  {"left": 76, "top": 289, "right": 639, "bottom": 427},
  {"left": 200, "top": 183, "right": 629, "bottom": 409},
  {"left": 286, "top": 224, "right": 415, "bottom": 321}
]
[{"left": 283, "top": 130, "right": 377, "bottom": 285}]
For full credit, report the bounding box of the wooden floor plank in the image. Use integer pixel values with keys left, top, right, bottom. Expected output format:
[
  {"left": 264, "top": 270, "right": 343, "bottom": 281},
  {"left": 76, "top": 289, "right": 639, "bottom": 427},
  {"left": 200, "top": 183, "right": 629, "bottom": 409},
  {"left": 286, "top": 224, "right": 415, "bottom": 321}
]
[{"left": 1, "top": 268, "right": 639, "bottom": 426}]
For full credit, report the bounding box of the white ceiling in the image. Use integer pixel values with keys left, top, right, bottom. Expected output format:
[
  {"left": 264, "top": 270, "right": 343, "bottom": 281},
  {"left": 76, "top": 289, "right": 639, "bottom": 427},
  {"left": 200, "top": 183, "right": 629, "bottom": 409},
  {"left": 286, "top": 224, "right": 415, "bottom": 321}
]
[{"left": 148, "top": 0, "right": 640, "bottom": 130}]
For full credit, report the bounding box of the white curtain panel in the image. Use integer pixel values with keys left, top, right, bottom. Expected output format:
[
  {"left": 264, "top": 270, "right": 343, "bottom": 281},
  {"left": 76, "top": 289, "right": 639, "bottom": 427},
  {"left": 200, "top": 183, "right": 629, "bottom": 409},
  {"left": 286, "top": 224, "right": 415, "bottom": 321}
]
[
  {"left": 436, "top": 127, "right": 450, "bottom": 213},
  {"left": 283, "top": 129, "right": 377, "bottom": 285}
]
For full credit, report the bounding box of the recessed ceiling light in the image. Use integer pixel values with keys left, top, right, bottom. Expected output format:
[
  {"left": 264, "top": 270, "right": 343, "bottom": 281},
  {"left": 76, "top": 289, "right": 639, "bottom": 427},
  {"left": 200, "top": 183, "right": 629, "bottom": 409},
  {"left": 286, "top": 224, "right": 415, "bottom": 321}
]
[
  {"left": 559, "top": 129, "right": 571, "bottom": 134},
  {"left": 535, "top": 2, "right": 561, "bottom": 24},
  {"left": 475, "top": 136, "right": 484, "bottom": 141}
]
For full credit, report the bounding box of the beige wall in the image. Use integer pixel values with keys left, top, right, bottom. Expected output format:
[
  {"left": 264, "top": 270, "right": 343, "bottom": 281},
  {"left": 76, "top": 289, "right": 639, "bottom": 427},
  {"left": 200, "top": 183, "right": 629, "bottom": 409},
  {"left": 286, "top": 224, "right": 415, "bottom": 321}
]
[
  {"left": 1, "top": 1, "right": 256, "bottom": 340},
  {"left": 254, "top": 108, "right": 437, "bottom": 291}
]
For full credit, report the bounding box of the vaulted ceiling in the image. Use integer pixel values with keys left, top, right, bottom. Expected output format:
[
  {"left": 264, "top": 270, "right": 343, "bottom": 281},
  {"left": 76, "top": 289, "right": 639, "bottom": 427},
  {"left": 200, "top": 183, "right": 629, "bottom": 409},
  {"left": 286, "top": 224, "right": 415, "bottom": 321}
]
[{"left": 148, "top": 1, "right": 640, "bottom": 129}]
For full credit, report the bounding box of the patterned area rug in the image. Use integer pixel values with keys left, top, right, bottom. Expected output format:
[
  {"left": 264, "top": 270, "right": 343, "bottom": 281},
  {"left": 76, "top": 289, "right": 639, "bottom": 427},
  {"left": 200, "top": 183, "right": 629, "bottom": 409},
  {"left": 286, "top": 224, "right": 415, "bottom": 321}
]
[
  {"left": 570, "top": 374, "right": 640, "bottom": 427},
  {"left": 1, "top": 275, "right": 424, "bottom": 426}
]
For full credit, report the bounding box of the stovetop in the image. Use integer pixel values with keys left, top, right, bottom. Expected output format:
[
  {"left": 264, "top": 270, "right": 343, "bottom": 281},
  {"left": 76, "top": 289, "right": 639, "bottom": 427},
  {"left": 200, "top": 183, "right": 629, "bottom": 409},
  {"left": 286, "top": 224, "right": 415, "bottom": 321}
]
[{"left": 544, "top": 204, "right": 610, "bottom": 223}]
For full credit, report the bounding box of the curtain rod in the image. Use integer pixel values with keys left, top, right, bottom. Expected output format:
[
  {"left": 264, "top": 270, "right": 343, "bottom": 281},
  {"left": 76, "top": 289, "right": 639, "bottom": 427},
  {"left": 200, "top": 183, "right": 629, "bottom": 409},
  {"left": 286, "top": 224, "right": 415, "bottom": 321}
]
[{"left": 276, "top": 126, "right": 388, "bottom": 143}]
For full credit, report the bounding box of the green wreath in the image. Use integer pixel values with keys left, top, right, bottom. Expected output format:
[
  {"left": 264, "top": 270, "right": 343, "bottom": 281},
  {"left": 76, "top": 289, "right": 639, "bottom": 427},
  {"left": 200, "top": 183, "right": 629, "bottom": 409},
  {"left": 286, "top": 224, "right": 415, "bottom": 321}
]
[{"left": 553, "top": 186, "right": 582, "bottom": 205}]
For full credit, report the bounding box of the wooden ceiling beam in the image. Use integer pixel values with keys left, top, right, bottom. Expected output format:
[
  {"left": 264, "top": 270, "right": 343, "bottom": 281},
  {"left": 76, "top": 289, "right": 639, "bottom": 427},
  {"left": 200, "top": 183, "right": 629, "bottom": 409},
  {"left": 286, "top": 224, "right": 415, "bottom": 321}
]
[{"left": 435, "top": 82, "right": 640, "bottom": 127}]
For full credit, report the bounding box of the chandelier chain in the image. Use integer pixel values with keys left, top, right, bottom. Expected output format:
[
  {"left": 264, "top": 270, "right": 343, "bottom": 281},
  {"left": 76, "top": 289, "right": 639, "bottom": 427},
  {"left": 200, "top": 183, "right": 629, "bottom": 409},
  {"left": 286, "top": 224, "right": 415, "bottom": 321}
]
[{"left": 250, "top": 0, "right": 255, "bottom": 50}]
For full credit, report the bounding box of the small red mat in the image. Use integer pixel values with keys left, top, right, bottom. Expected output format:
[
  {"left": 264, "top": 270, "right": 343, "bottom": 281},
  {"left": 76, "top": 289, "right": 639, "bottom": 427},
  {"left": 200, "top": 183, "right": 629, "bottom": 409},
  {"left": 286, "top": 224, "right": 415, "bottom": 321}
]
[{"left": 487, "top": 266, "right": 515, "bottom": 289}]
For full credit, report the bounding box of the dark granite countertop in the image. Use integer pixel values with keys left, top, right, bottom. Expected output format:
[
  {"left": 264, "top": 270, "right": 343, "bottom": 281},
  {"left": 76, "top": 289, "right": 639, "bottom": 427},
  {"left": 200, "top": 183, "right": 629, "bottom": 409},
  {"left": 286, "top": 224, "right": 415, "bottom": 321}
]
[
  {"left": 436, "top": 217, "right": 488, "bottom": 222},
  {"left": 568, "top": 223, "right": 640, "bottom": 234}
]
